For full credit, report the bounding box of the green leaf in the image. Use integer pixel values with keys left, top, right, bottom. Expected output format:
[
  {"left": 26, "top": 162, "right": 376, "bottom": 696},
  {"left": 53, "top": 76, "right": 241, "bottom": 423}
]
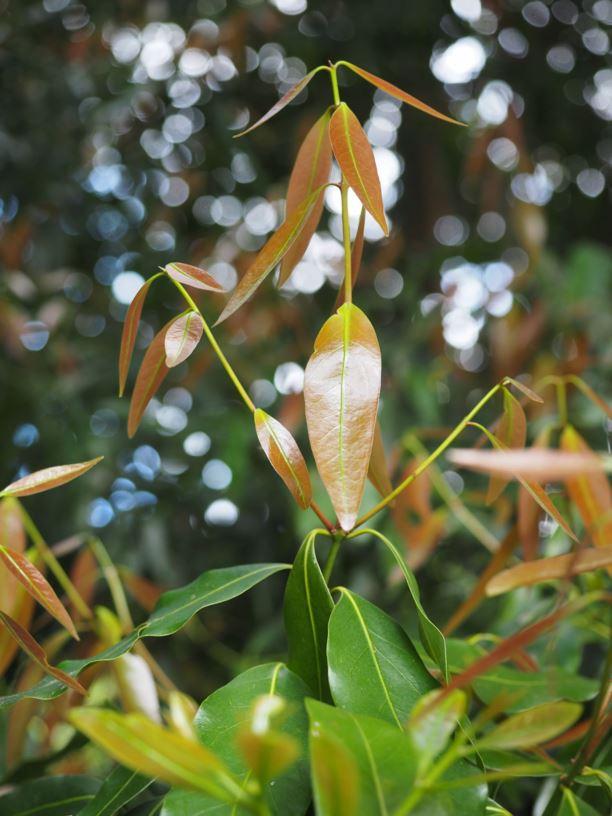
[
  {"left": 0, "top": 775, "right": 100, "bottom": 816},
  {"left": 77, "top": 765, "right": 152, "bottom": 816},
  {"left": 327, "top": 589, "right": 436, "bottom": 726},
  {"left": 556, "top": 787, "right": 601, "bottom": 816},
  {"left": 408, "top": 690, "right": 467, "bottom": 774},
  {"left": 283, "top": 531, "right": 334, "bottom": 701},
  {"left": 409, "top": 763, "right": 488, "bottom": 816},
  {"left": 307, "top": 699, "right": 418, "bottom": 815},
  {"left": 476, "top": 702, "right": 582, "bottom": 750}
]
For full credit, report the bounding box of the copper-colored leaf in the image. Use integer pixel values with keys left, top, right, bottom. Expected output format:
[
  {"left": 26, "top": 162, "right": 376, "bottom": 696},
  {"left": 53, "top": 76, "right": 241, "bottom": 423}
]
[
  {"left": 340, "top": 61, "right": 465, "bottom": 126},
  {"left": 279, "top": 111, "right": 332, "bottom": 286},
  {"left": 254, "top": 409, "right": 312, "bottom": 509},
  {"left": 304, "top": 303, "right": 381, "bottom": 530},
  {"left": 0, "top": 499, "right": 26, "bottom": 610},
  {"left": 164, "top": 311, "right": 204, "bottom": 368},
  {"left": 1, "top": 457, "right": 103, "bottom": 498},
  {"left": 329, "top": 103, "right": 388, "bottom": 235},
  {"left": 234, "top": 69, "right": 320, "bottom": 138},
  {"left": 118, "top": 277, "right": 157, "bottom": 398},
  {"left": 165, "top": 262, "right": 226, "bottom": 292},
  {"left": 561, "top": 425, "right": 612, "bottom": 549},
  {"left": 128, "top": 319, "right": 174, "bottom": 438},
  {"left": 486, "top": 390, "right": 526, "bottom": 503},
  {"left": 0, "top": 610, "right": 85, "bottom": 694},
  {"left": 119, "top": 567, "right": 163, "bottom": 612},
  {"left": 0, "top": 546, "right": 78, "bottom": 639},
  {"left": 487, "top": 546, "right": 612, "bottom": 596},
  {"left": 335, "top": 206, "right": 366, "bottom": 311},
  {"left": 449, "top": 448, "right": 604, "bottom": 481},
  {"left": 216, "top": 188, "right": 324, "bottom": 325},
  {"left": 504, "top": 377, "right": 544, "bottom": 404},
  {"left": 367, "top": 421, "right": 393, "bottom": 498}
]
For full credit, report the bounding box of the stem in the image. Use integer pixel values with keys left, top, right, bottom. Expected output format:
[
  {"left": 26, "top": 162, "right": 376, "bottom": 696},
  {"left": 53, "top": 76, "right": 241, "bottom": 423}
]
[
  {"left": 89, "top": 537, "right": 133, "bottom": 631},
  {"left": 556, "top": 380, "right": 568, "bottom": 427},
  {"left": 329, "top": 64, "right": 341, "bottom": 106},
  {"left": 394, "top": 741, "right": 465, "bottom": 816},
  {"left": 352, "top": 383, "right": 503, "bottom": 529},
  {"left": 340, "top": 179, "right": 353, "bottom": 305},
  {"left": 323, "top": 533, "right": 344, "bottom": 583},
  {"left": 310, "top": 500, "right": 335, "bottom": 533}
]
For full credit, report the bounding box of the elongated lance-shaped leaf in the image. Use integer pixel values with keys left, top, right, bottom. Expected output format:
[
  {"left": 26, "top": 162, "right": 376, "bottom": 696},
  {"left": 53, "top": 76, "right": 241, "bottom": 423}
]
[
  {"left": 1, "top": 457, "right": 103, "bottom": 498},
  {"left": 118, "top": 276, "right": 157, "bottom": 398},
  {"left": 486, "top": 389, "right": 526, "bottom": 504},
  {"left": 339, "top": 61, "right": 465, "bottom": 126},
  {"left": 216, "top": 186, "right": 325, "bottom": 325},
  {"left": 367, "top": 420, "right": 393, "bottom": 498},
  {"left": 164, "top": 311, "right": 204, "bottom": 368},
  {"left": 305, "top": 303, "right": 381, "bottom": 530},
  {"left": 329, "top": 103, "right": 388, "bottom": 235},
  {"left": 504, "top": 376, "right": 544, "bottom": 403},
  {"left": 0, "top": 546, "right": 78, "bottom": 639},
  {"left": 0, "top": 776, "right": 101, "bottom": 816},
  {"left": 279, "top": 110, "right": 332, "bottom": 286},
  {"left": 476, "top": 702, "right": 582, "bottom": 751},
  {"left": 334, "top": 205, "right": 366, "bottom": 311},
  {"left": 0, "top": 610, "right": 85, "bottom": 694},
  {"left": 234, "top": 68, "right": 320, "bottom": 138},
  {"left": 164, "top": 262, "right": 226, "bottom": 292},
  {"left": 449, "top": 448, "right": 605, "bottom": 481},
  {"left": 128, "top": 318, "right": 175, "bottom": 438},
  {"left": 0, "top": 498, "right": 26, "bottom": 612},
  {"left": 254, "top": 409, "right": 312, "bottom": 509},
  {"left": 78, "top": 766, "right": 152, "bottom": 816}
]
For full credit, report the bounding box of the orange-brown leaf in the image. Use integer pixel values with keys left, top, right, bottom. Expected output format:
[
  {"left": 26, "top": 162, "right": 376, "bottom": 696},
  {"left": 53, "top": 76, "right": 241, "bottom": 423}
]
[
  {"left": 165, "top": 262, "right": 226, "bottom": 292},
  {"left": 304, "top": 303, "right": 381, "bottom": 530},
  {"left": 119, "top": 276, "right": 156, "bottom": 398},
  {"left": 335, "top": 206, "right": 366, "bottom": 311},
  {"left": 254, "top": 409, "right": 312, "bottom": 509},
  {"left": 0, "top": 499, "right": 25, "bottom": 554},
  {"left": 234, "top": 69, "right": 320, "bottom": 138},
  {"left": 367, "top": 420, "right": 393, "bottom": 498},
  {"left": 164, "top": 311, "right": 204, "bottom": 368},
  {"left": 449, "top": 448, "right": 604, "bottom": 481},
  {"left": 329, "top": 103, "right": 388, "bottom": 235},
  {"left": 128, "top": 319, "right": 174, "bottom": 438},
  {"left": 486, "top": 390, "right": 526, "bottom": 503},
  {"left": 517, "top": 425, "right": 553, "bottom": 561},
  {"left": 1, "top": 457, "right": 103, "bottom": 498},
  {"left": 279, "top": 110, "right": 332, "bottom": 286}
]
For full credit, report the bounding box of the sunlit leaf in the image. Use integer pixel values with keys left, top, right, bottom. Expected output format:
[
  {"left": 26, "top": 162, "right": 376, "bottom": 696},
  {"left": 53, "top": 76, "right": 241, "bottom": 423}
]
[
  {"left": 486, "top": 389, "right": 526, "bottom": 503},
  {"left": 476, "top": 702, "right": 582, "bottom": 750},
  {"left": 308, "top": 725, "right": 359, "bottom": 816},
  {"left": 0, "top": 498, "right": 25, "bottom": 553},
  {"left": 0, "top": 610, "right": 85, "bottom": 694},
  {"left": 164, "top": 311, "right": 204, "bottom": 368},
  {"left": 254, "top": 409, "right": 312, "bottom": 509},
  {"left": 334, "top": 205, "right": 366, "bottom": 311},
  {"left": 339, "top": 61, "right": 465, "bottom": 126},
  {"left": 114, "top": 652, "right": 161, "bottom": 722},
  {"left": 0, "top": 546, "right": 78, "bottom": 639},
  {"left": 78, "top": 766, "right": 152, "bottom": 816},
  {"left": 165, "top": 262, "right": 226, "bottom": 292},
  {"left": 329, "top": 103, "right": 388, "bottom": 235},
  {"left": 237, "top": 696, "right": 300, "bottom": 783},
  {"left": 0, "top": 775, "right": 100, "bottom": 816},
  {"left": 279, "top": 110, "right": 332, "bottom": 286},
  {"left": 118, "top": 276, "right": 157, "bottom": 398},
  {"left": 409, "top": 690, "right": 466, "bottom": 774},
  {"left": 167, "top": 691, "right": 198, "bottom": 739},
  {"left": 127, "top": 319, "right": 174, "bottom": 438},
  {"left": 304, "top": 303, "right": 381, "bottom": 530},
  {"left": 449, "top": 448, "right": 604, "bottom": 481},
  {"left": 234, "top": 68, "right": 321, "bottom": 138},
  {"left": 1, "top": 457, "right": 103, "bottom": 498},
  {"left": 367, "top": 420, "right": 393, "bottom": 498}
]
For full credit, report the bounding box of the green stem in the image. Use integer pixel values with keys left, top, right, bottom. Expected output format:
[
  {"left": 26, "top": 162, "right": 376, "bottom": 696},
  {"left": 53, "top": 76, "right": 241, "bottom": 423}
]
[
  {"left": 310, "top": 500, "right": 335, "bottom": 533},
  {"left": 329, "top": 65, "right": 341, "bottom": 106},
  {"left": 89, "top": 537, "right": 133, "bottom": 631},
  {"left": 340, "top": 179, "right": 353, "bottom": 305},
  {"left": 556, "top": 380, "right": 568, "bottom": 427},
  {"left": 323, "top": 533, "right": 343, "bottom": 583}
]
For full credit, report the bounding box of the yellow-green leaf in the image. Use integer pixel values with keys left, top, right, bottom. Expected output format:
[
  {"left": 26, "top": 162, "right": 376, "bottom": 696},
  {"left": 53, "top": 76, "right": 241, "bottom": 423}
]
[
  {"left": 164, "top": 311, "right": 204, "bottom": 368},
  {"left": 1, "top": 457, "right": 103, "bottom": 498},
  {"left": 254, "top": 409, "right": 312, "bottom": 509},
  {"left": 476, "top": 702, "right": 582, "bottom": 750}
]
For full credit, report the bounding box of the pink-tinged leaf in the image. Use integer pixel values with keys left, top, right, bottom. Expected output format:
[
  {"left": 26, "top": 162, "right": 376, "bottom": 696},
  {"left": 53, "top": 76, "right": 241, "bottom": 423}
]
[
  {"left": 0, "top": 588, "right": 34, "bottom": 676},
  {"left": 486, "top": 545, "right": 612, "bottom": 596},
  {"left": 304, "top": 303, "right": 381, "bottom": 530},
  {"left": 234, "top": 69, "right": 320, "bottom": 138},
  {"left": 448, "top": 448, "right": 604, "bottom": 480},
  {"left": 340, "top": 62, "right": 465, "bottom": 126},
  {"left": 329, "top": 103, "right": 388, "bottom": 235},
  {"left": 334, "top": 206, "right": 366, "bottom": 311},
  {"left": 0, "top": 610, "right": 85, "bottom": 694},
  {"left": 216, "top": 187, "right": 324, "bottom": 325},
  {"left": 367, "top": 421, "right": 393, "bottom": 498},
  {"left": 0, "top": 546, "right": 78, "bottom": 639},
  {"left": 164, "top": 311, "right": 204, "bottom": 368},
  {"left": 1, "top": 457, "right": 103, "bottom": 498},
  {"left": 254, "top": 409, "right": 312, "bottom": 509},
  {"left": 128, "top": 319, "right": 175, "bottom": 438},
  {"left": 279, "top": 110, "right": 333, "bottom": 286},
  {"left": 119, "top": 276, "right": 157, "bottom": 398},
  {"left": 487, "top": 389, "right": 526, "bottom": 504},
  {"left": 164, "top": 262, "right": 226, "bottom": 293},
  {"left": 0, "top": 499, "right": 25, "bottom": 554},
  {"left": 504, "top": 377, "right": 544, "bottom": 404}
]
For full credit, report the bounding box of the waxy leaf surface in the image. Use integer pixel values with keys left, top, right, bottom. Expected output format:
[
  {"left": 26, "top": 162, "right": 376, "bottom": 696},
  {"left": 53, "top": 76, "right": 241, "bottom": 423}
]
[
  {"left": 0, "top": 775, "right": 100, "bottom": 816},
  {"left": 165, "top": 262, "right": 226, "bottom": 292},
  {"left": 164, "top": 311, "right": 204, "bottom": 368},
  {"left": 304, "top": 303, "right": 381, "bottom": 530},
  {"left": 78, "top": 766, "right": 152, "bottom": 816},
  {"left": 476, "top": 702, "right": 582, "bottom": 750},
  {"left": 408, "top": 690, "right": 466, "bottom": 774},
  {"left": 1, "top": 457, "right": 103, "bottom": 498},
  {"left": 118, "top": 276, "right": 156, "bottom": 397},
  {"left": 235, "top": 69, "right": 320, "bottom": 137},
  {"left": 329, "top": 103, "right": 388, "bottom": 234},
  {"left": 127, "top": 319, "right": 174, "bottom": 438},
  {"left": 254, "top": 410, "right": 312, "bottom": 509}
]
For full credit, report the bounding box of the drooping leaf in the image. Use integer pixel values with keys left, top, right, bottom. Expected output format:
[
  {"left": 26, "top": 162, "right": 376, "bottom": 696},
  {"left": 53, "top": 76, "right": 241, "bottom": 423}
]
[
  {"left": 0, "top": 457, "right": 103, "bottom": 498},
  {"left": 0, "top": 775, "right": 100, "bottom": 816},
  {"left": 165, "top": 262, "right": 226, "bottom": 292},
  {"left": 304, "top": 303, "right": 381, "bottom": 530},
  {"left": 327, "top": 589, "right": 436, "bottom": 726},
  {"left": 408, "top": 690, "right": 467, "bottom": 774},
  {"left": 118, "top": 275, "right": 158, "bottom": 398},
  {"left": 216, "top": 187, "right": 324, "bottom": 324},
  {"left": 127, "top": 319, "right": 174, "bottom": 438},
  {"left": 0, "top": 610, "right": 85, "bottom": 694},
  {"left": 254, "top": 409, "right": 312, "bottom": 509},
  {"left": 284, "top": 532, "right": 334, "bottom": 700},
  {"left": 476, "top": 702, "right": 582, "bottom": 750},
  {"left": 449, "top": 448, "right": 605, "bottom": 481},
  {"left": 486, "top": 390, "right": 526, "bottom": 503},
  {"left": 0, "top": 545, "right": 78, "bottom": 639},
  {"left": 78, "top": 766, "right": 152, "bottom": 816},
  {"left": 234, "top": 69, "right": 321, "bottom": 138},
  {"left": 503, "top": 377, "right": 544, "bottom": 404},
  {"left": 279, "top": 110, "right": 332, "bottom": 285},
  {"left": 329, "top": 103, "right": 388, "bottom": 234},
  {"left": 367, "top": 420, "right": 393, "bottom": 498},
  {"left": 164, "top": 311, "right": 204, "bottom": 368},
  {"left": 339, "top": 61, "right": 464, "bottom": 126},
  {"left": 334, "top": 205, "right": 366, "bottom": 311}
]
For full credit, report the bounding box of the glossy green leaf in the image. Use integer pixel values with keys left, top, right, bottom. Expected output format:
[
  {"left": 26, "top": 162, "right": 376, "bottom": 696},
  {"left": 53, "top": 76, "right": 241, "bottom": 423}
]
[
  {"left": 165, "top": 262, "right": 226, "bottom": 292},
  {"left": 0, "top": 457, "right": 103, "bottom": 498},
  {"left": 118, "top": 275, "right": 158, "bottom": 397},
  {"left": 284, "top": 531, "right": 334, "bottom": 700},
  {"left": 556, "top": 788, "right": 601, "bottom": 816},
  {"left": 164, "top": 311, "right": 204, "bottom": 367},
  {"left": 78, "top": 765, "right": 152, "bottom": 816},
  {"left": 0, "top": 775, "right": 100, "bottom": 816},
  {"left": 234, "top": 68, "right": 322, "bottom": 137},
  {"left": 254, "top": 409, "right": 312, "bottom": 509},
  {"left": 307, "top": 699, "right": 418, "bottom": 815},
  {"left": 237, "top": 696, "right": 300, "bottom": 783},
  {"left": 476, "top": 702, "right": 582, "bottom": 750},
  {"left": 327, "top": 589, "right": 435, "bottom": 726},
  {"left": 127, "top": 318, "right": 174, "bottom": 438},
  {"left": 408, "top": 690, "right": 467, "bottom": 774}
]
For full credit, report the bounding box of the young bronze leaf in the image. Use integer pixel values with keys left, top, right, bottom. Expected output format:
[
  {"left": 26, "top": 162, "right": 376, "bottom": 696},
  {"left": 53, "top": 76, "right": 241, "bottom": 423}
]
[
  {"left": 567, "top": 375, "right": 612, "bottom": 420},
  {"left": 561, "top": 425, "right": 612, "bottom": 549},
  {"left": 518, "top": 425, "right": 553, "bottom": 561},
  {"left": 128, "top": 319, "right": 174, "bottom": 438},
  {"left": 216, "top": 187, "right": 324, "bottom": 325},
  {"left": 254, "top": 409, "right": 312, "bottom": 509},
  {"left": 334, "top": 205, "right": 366, "bottom": 311},
  {"left": 1, "top": 457, "right": 103, "bottom": 498},
  {"left": 165, "top": 262, "right": 226, "bottom": 292},
  {"left": 486, "top": 389, "right": 526, "bottom": 504},
  {"left": 0, "top": 611, "right": 85, "bottom": 694},
  {"left": 367, "top": 420, "right": 393, "bottom": 498},
  {"left": 504, "top": 377, "right": 544, "bottom": 404},
  {"left": 448, "top": 448, "right": 603, "bottom": 481},
  {"left": 0, "top": 498, "right": 25, "bottom": 554},
  {"left": 164, "top": 311, "right": 204, "bottom": 368},
  {"left": 0, "top": 546, "right": 78, "bottom": 639},
  {"left": 304, "top": 303, "right": 381, "bottom": 530},
  {"left": 329, "top": 103, "right": 388, "bottom": 235},
  {"left": 118, "top": 276, "right": 157, "bottom": 398},
  {"left": 279, "top": 110, "right": 332, "bottom": 286},
  {"left": 234, "top": 69, "right": 320, "bottom": 138},
  {"left": 486, "top": 546, "right": 612, "bottom": 596},
  {"left": 339, "top": 61, "right": 465, "bottom": 126}
]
